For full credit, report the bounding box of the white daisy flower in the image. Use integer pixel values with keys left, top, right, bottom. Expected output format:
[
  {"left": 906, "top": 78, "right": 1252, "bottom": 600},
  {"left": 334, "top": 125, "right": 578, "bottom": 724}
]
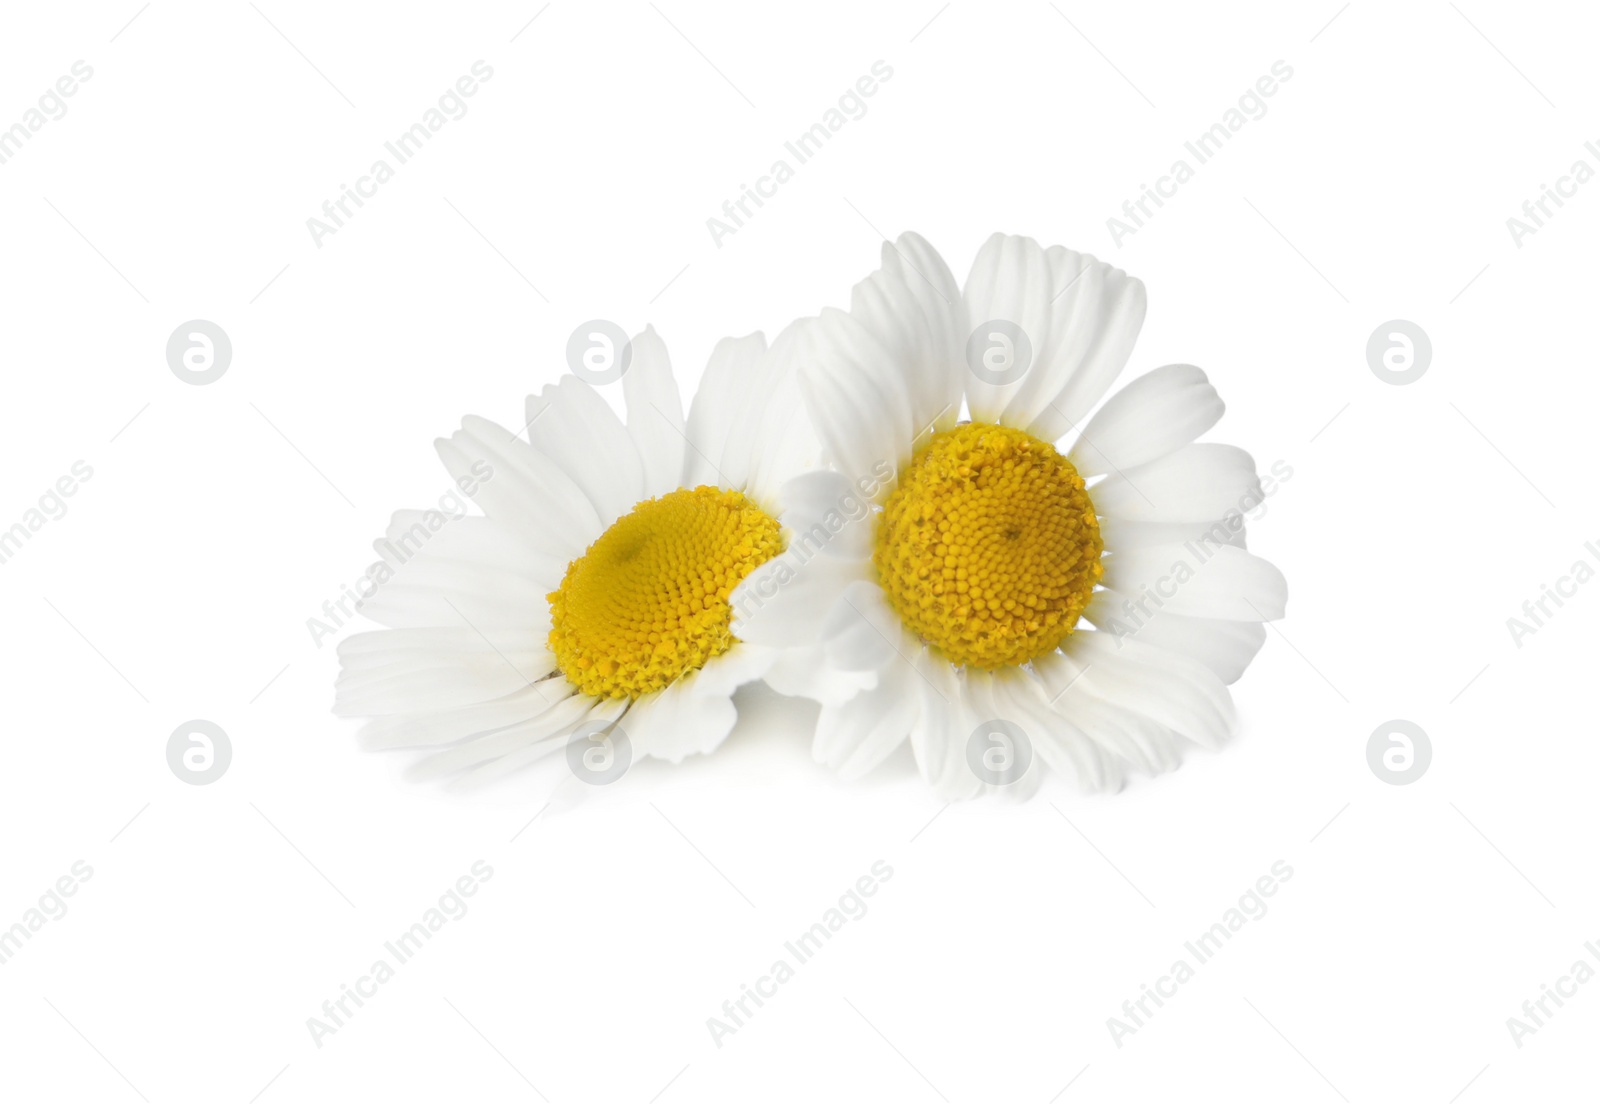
[
  {"left": 730, "top": 233, "right": 1289, "bottom": 798},
  {"left": 334, "top": 325, "right": 834, "bottom": 785}
]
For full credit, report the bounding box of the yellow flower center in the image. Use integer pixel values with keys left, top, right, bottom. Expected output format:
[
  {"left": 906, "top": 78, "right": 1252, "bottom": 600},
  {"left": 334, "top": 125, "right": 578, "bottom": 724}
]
[
  {"left": 548, "top": 487, "right": 783, "bottom": 699},
  {"left": 874, "top": 422, "right": 1103, "bottom": 669}
]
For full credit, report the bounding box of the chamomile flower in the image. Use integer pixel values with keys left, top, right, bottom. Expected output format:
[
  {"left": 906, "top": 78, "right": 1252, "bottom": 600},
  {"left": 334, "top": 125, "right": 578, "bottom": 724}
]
[
  {"left": 730, "top": 233, "right": 1288, "bottom": 798},
  {"left": 334, "top": 326, "right": 835, "bottom": 784}
]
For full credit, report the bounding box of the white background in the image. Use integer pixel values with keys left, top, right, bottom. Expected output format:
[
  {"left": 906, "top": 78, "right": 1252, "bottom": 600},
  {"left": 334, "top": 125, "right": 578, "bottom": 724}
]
[{"left": 1, "top": 1, "right": 1595, "bottom": 1103}]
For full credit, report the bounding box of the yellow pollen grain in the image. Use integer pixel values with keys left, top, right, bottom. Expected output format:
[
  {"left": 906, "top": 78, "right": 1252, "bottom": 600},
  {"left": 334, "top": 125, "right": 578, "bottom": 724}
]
[
  {"left": 873, "top": 422, "right": 1103, "bottom": 669},
  {"left": 547, "top": 486, "right": 783, "bottom": 700}
]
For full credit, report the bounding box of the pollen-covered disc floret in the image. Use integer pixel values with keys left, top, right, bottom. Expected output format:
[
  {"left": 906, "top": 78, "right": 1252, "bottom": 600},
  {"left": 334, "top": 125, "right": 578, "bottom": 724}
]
[
  {"left": 548, "top": 487, "right": 784, "bottom": 699},
  {"left": 874, "top": 422, "right": 1103, "bottom": 670}
]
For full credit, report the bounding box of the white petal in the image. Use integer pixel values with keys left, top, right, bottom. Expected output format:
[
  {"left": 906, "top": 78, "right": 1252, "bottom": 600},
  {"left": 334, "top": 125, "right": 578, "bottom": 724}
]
[
  {"left": 405, "top": 690, "right": 602, "bottom": 780},
  {"left": 435, "top": 420, "right": 598, "bottom": 564},
  {"left": 378, "top": 509, "right": 566, "bottom": 588},
  {"left": 730, "top": 551, "right": 871, "bottom": 647},
  {"left": 356, "top": 680, "right": 576, "bottom": 750},
  {"left": 1086, "top": 591, "right": 1267, "bottom": 684},
  {"left": 364, "top": 542, "right": 553, "bottom": 619},
  {"left": 846, "top": 231, "right": 965, "bottom": 439},
  {"left": 963, "top": 233, "right": 1052, "bottom": 424},
  {"left": 820, "top": 581, "right": 904, "bottom": 672},
  {"left": 1077, "top": 698, "right": 1188, "bottom": 774},
  {"left": 335, "top": 634, "right": 560, "bottom": 717},
  {"left": 688, "top": 641, "right": 774, "bottom": 700},
  {"left": 802, "top": 307, "right": 916, "bottom": 487},
  {"left": 959, "top": 235, "right": 1147, "bottom": 438},
  {"left": 1102, "top": 543, "right": 1287, "bottom": 621},
  {"left": 444, "top": 696, "right": 629, "bottom": 788},
  {"left": 1070, "top": 364, "right": 1224, "bottom": 476},
  {"left": 798, "top": 358, "right": 893, "bottom": 500},
  {"left": 743, "top": 321, "right": 826, "bottom": 507},
  {"left": 813, "top": 658, "right": 917, "bottom": 777},
  {"left": 622, "top": 326, "right": 687, "bottom": 496},
  {"left": 354, "top": 549, "right": 553, "bottom": 636},
  {"left": 956, "top": 671, "right": 1045, "bottom": 799},
  {"left": 777, "top": 470, "right": 876, "bottom": 561},
  {"left": 1100, "top": 514, "right": 1248, "bottom": 553},
  {"left": 1023, "top": 257, "right": 1146, "bottom": 442},
  {"left": 336, "top": 627, "right": 551, "bottom": 676},
  {"left": 332, "top": 650, "right": 555, "bottom": 699},
  {"left": 1092, "top": 444, "right": 1262, "bottom": 523},
  {"left": 793, "top": 232, "right": 963, "bottom": 492},
  {"left": 473, "top": 698, "right": 632, "bottom": 788},
  {"left": 763, "top": 644, "right": 879, "bottom": 704},
  {"left": 624, "top": 668, "right": 738, "bottom": 762},
  {"left": 1033, "top": 652, "right": 1187, "bottom": 774},
  {"left": 685, "top": 332, "right": 768, "bottom": 490},
  {"left": 1064, "top": 631, "right": 1235, "bottom": 748},
  {"left": 992, "top": 669, "right": 1122, "bottom": 793},
  {"left": 526, "top": 376, "right": 645, "bottom": 525},
  {"left": 907, "top": 659, "right": 984, "bottom": 800}
]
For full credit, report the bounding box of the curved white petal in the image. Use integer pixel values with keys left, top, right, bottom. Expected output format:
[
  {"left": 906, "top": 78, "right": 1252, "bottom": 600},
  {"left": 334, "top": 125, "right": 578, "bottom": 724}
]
[
  {"left": 1102, "top": 543, "right": 1287, "bottom": 622},
  {"left": 1071, "top": 364, "right": 1224, "bottom": 476},
  {"left": 1100, "top": 513, "right": 1248, "bottom": 553},
  {"left": 684, "top": 331, "right": 767, "bottom": 490},
  {"left": 730, "top": 551, "right": 871, "bottom": 647},
  {"left": 1086, "top": 591, "right": 1267, "bottom": 685},
  {"left": 763, "top": 644, "right": 879, "bottom": 704},
  {"left": 690, "top": 641, "right": 775, "bottom": 701},
  {"left": 991, "top": 668, "right": 1122, "bottom": 793},
  {"left": 333, "top": 631, "right": 557, "bottom": 717},
  {"left": 377, "top": 509, "right": 567, "bottom": 590},
  {"left": 354, "top": 576, "right": 551, "bottom": 639},
  {"left": 622, "top": 325, "right": 687, "bottom": 497},
  {"left": 906, "top": 656, "right": 983, "bottom": 800},
  {"left": 794, "top": 233, "right": 963, "bottom": 492},
  {"left": 1033, "top": 652, "right": 1188, "bottom": 774},
  {"left": 1063, "top": 631, "right": 1235, "bottom": 749},
  {"left": 1092, "top": 443, "right": 1262, "bottom": 523},
  {"left": 776, "top": 470, "right": 876, "bottom": 561},
  {"left": 463, "top": 628, "right": 766, "bottom": 776},
  {"left": 405, "top": 690, "right": 607, "bottom": 781},
  {"left": 820, "top": 580, "right": 904, "bottom": 672},
  {"left": 813, "top": 658, "right": 917, "bottom": 778},
  {"left": 435, "top": 419, "right": 598, "bottom": 564},
  {"left": 801, "top": 307, "right": 916, "bottom": 488},
  {"left": 957, "top": 670, "right": 1046, "bottom": 799},
  {"left": 624, "top": 668, "right": 738, "bottom": 762},
  {"left": 356, "top": 680, "right": 575, "bottom": 751},
  {"left": 741, "top": 321, "right": 827, "bottom": 508},
  {"left": 354, "top": 530, "right": 555, "bottom": 637},
  {"left": 525, "top": 376, "right": 645, "bottom": 526},
  {"left": 960, "top": 234, "right": 1147, "bottom": 439},
  {"left": 335, "top": 626, "right": 552, "bottom": 681},
  {"left": 847, "top": 231, "right": 965, "bottom": 439}
]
